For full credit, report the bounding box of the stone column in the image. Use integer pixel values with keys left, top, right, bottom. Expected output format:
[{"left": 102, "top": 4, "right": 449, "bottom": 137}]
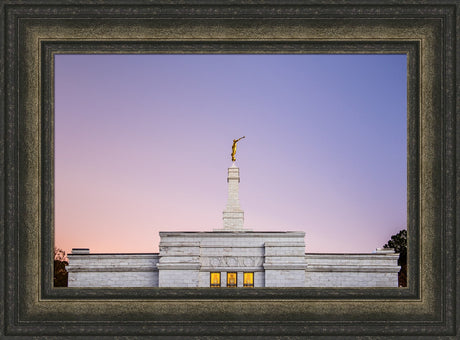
[{"left": 222, "top": 164, "right": 244, "bottom": 229}]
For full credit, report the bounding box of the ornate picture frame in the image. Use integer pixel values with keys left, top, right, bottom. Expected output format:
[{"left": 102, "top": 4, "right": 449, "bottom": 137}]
[{"left": 1, "top": 1, "right": 457, "bottom": 337}]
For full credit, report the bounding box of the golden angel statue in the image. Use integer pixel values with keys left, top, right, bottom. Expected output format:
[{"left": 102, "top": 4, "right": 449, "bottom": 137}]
[{"left": 231, "top": 136, "right": 245, "bottom": 162}]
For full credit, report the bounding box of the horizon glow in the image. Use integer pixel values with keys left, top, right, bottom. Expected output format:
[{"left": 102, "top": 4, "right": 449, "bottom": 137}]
[{"left": 54, "top": 54, "right": 407, "bottom": 254}]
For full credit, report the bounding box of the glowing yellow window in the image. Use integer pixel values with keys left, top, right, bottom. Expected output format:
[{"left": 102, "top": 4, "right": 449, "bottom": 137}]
[
  {"left": 243, "top": 272, "right": 254, "bottom": 287},
  {"left": 227, "top": 272, "right": 237, "bottom": 287},
  {"left": 210, "top": 272, "right": 221, "bottom": 287}
]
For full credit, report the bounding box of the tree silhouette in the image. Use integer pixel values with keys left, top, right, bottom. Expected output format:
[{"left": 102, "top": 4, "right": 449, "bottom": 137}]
[
  {"left": 54, "top": 247, "right": 68, "bottom": 287},
  {"left": 384, "top": 229, "right": 407, "bottom": 287}
]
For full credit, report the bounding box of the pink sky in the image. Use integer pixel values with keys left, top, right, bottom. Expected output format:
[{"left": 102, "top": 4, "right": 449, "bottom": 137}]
[{"left": 54, "top": 54, "right": 407, "bottom": 254}]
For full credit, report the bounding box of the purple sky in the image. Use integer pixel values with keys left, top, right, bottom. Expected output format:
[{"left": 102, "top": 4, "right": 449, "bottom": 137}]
[{"left": 54, "top": 54, "right": 407, "bottom": 254}]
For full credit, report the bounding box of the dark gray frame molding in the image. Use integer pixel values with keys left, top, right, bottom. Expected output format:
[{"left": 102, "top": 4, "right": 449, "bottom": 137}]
[{"left": 1, "top": 1, "right": 457, "bottom": 337}]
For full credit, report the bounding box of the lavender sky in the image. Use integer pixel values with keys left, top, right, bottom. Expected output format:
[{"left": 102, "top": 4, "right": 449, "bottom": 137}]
[{"left": 54, "top": 54, "right": 407, "bottom": 254}]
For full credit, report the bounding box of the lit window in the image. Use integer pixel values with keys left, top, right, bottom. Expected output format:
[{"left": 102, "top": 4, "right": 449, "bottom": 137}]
[
  {"left": 210, "top": 272, "right": 221, "bottom": 287},
  {"left": 227, "top": 272, "right": 237, "bottom": 287},
  {"left": 243, "top": 272, "right": 254, "bottom": 287}
]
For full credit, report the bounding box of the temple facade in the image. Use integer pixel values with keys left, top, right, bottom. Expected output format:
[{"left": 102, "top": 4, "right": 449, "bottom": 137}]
[{"left": 66, "top": 165, "right": 400, "bottom": 288}]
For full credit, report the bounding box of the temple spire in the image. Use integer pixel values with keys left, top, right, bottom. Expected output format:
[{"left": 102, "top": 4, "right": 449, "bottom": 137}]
[{"left": 222, "top": 164, "right": 244, "bottom": 229}]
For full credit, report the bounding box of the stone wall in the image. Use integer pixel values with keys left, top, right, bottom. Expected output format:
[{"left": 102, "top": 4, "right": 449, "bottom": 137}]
[
  {"left": 156, "top": 241, "right": 201, "bottom": 287},
  {"left": 304, "top": 250, "right": 400, "bottom": 287},
  {"left": 264, "top": 242, "right": 308, "bottom": 287},
  {"left": 66, "top": 253, "right": 159, "bottom": 287},
  {"left": 66, "top": 234, "right": 400, "bottom": 288}
]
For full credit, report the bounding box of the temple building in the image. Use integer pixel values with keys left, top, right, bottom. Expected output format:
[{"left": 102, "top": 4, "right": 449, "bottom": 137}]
[{"left": 66, "top": 163, "right": 400, "bottom": 288}]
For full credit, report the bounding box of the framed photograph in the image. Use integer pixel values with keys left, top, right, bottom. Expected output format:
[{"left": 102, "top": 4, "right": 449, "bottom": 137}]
[
  {"left": 55, "top": 52, "right": 406, "bottom": 290},
  {"left": 1, "top": 1, "right": 457, "bottom": 337}
]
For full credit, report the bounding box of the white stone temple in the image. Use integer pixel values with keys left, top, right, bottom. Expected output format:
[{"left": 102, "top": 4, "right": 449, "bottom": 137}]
[{"left": 67, "top": 164, "right": 400, "bottom": 288}]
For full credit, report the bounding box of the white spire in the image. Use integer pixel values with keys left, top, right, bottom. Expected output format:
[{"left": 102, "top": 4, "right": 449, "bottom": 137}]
[{"left": 222, "top": 164, "right": 244, "bottom": 229}]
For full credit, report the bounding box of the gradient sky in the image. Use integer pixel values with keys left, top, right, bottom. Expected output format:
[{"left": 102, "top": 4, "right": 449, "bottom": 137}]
[{"left": 54, "top": 54, "right": 407, "bottom": 254}]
